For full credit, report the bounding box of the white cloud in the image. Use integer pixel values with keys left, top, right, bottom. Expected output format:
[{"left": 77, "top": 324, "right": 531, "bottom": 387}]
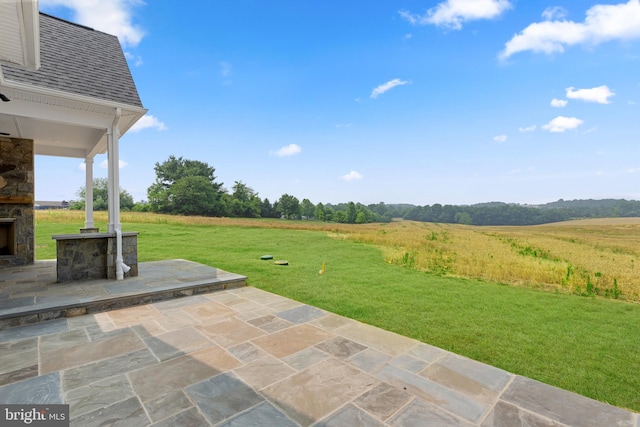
[
  {"left": 370, "top": 79, "right": 409, "bottom": 99},
  {"left": 551, "top": 98, "right": 568, "bottom": 107},
  {"left": 566, "top": 85, "right": 615, "bottom": 104},
  {"left": 274, "top": 144, "right": 302, "bottom": 157},
  {"left": 518, "top": 125, "right": 537, "bottom": 132},
  {"left": 124, "top": 51, "right": 143, "bottom": 67},
  {"left": 628, "top": 168, "right": 640, "bottom": 173},
  {"left": 500, "top": 0, "right": 640, "bottom": 59},
  {"left": 341, "top": 171, "right": 363, "bottom": 181},
  {"left": 399, "top": 10, "right": 419, "bottom": 25},
  {"left": 493, "top": 135, "right": 508, "bottom": 142},
  {"left": 80, "top": 159, "right": 128, "bottom": 171},
  {"left": 400, "top": 0, "right": 511, "bottom": 30},
  {"left": 542, "top": 6, "right": 568, "bottom": 21},
  {"left": 129, "top": 115, "right": 167, "bottom": 132},
  {"left": 220, "top": 61, "right": 232, "bottom": 78},
  {"left": 336, "top": 123, "right": 352, "bottom": 128},
  {"left": 40, "top": 0, "right": 145, "bottom": 48},
  {"left": 542, "top": 116, "right": 584, "bottom": 132},
  {"left": 509, "top": 166, "right": 535, "bottom": 175},
  {"left": 100, "top": 159, "right": 128, "bottom": 169}
]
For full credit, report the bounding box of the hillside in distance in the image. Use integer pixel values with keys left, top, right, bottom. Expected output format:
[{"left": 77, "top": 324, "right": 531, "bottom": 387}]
[{"left": 385, "top": 198, "right": 640, "bottom": 226}]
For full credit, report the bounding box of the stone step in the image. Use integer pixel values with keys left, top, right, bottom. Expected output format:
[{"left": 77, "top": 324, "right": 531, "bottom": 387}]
[{"left": 0, "top": 259, "right": 247, "bottom": 330}]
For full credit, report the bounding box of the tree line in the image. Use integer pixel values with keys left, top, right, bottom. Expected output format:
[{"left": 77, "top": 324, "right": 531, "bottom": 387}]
[
  {"left": 71, "top": 156, "right": 385, "bottom": 223},
  {"left": 402, "top": 200, "right": 640, "bottom": 225},
  {"left": 71, "top": 156, "right": 640, "bottom": 225}
]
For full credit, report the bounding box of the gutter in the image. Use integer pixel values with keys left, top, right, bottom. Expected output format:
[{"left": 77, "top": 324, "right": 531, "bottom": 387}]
[{"left": 116, "top": 228, "right": 131, "bottom": 280}]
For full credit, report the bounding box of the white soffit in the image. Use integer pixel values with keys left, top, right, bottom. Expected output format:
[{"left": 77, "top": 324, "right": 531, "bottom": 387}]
[
  {"left": 0, "top": 87, "right": 146, "bottom": 158},
  {"left": 0, "top": 0, "right": 40, "bottom": 70}
]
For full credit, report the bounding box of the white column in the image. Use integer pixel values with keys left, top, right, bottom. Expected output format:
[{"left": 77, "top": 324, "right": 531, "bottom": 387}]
[
  {"left": 110, "top": 131, "right": 121, "bottom": 230},
  {"left": 106, "top": 128, "right": 116, "bottom": 233},
  {"left": 106, "top": 108, "right": 121, "bottom": 234},
  {"left": 84, "top": 157, "right": 94, "bottom": 229}
]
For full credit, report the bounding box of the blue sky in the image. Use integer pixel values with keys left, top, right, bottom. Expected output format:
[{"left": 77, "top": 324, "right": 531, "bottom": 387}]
[{"left": 35, "top": 0, "right": 640, "bottom": 206}]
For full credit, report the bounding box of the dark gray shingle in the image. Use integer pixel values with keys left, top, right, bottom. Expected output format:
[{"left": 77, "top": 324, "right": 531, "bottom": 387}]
[{"left": 1, "top": 13, "right": 143, "bottom": 108}]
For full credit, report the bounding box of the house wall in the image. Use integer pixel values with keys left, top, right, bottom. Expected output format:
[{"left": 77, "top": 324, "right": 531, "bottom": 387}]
[{"left": 0, "top": 137, "right": 35, "bottom": 267}]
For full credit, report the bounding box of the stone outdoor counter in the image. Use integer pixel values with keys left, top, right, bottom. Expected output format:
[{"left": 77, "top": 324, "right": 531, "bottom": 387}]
[{"left": 52, "top": 232, "right": 138, "bottom": 282}]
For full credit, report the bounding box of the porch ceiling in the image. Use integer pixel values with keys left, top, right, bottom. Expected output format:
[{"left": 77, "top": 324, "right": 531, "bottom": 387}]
[{"left": 0, "top": 86, "right": 145, "bottom": 158}]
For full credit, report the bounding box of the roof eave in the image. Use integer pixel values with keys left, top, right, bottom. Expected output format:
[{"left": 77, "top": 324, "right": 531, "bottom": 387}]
[
  {"left": 1, "top": 74, "right": 148, "bottom": 159},
  {"left": 0, "top": 73, "right": 148, "bottom": 127}
]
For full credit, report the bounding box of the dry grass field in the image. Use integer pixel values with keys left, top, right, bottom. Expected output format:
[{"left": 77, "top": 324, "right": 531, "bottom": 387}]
[
  {"left": 38, "top": 211, "right": 640, "bottom": 302},
  {"left": 348, "top": 219, "right": 640, "bottom": 302}
]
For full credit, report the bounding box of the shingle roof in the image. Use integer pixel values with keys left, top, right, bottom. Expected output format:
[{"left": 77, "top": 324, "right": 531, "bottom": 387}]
[{"left": 1, "top": 13, "right": 143, "bottom": 108}]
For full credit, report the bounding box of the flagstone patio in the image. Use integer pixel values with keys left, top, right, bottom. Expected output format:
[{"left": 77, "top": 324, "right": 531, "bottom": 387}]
[{"left": 0, "top": 261, "right": 638, "bottom": 426}]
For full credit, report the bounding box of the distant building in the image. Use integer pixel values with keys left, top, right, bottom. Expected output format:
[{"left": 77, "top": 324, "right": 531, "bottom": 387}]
[{"left": 35, "top": 201, "right": 70, "bottom": 210}]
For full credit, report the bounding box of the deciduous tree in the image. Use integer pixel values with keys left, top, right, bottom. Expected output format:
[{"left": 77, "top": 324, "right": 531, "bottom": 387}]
[
  {"left": 301, "top": 198, "right": 315, "bottom": 219},
  {"left": 147, "top": 156, "right": 225, "bottom": 216},
  {"left": 314, "top": 202, "right": 325, "bottom": 221},
  {"left": 277, "top": 194, "right": 300, "bottom": 219},
  {"left": 72, "top": 178, "right": 134, "bottom": 211},
  {"left": 230, "top": 181, "right": 261, "bottom": 217}
]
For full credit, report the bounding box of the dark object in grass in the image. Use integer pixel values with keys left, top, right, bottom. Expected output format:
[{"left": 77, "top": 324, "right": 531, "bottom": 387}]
[
  {"left": 260, "top": 255, "right": 274, "bottom": 260},
  {"left": 274, "top": 260, "right": 288, "bottom": 266}
]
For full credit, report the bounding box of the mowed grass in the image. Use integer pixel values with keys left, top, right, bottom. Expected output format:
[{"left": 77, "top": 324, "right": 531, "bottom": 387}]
[{"left": 35, "top": 211, "right": 640, "bottom": 411}]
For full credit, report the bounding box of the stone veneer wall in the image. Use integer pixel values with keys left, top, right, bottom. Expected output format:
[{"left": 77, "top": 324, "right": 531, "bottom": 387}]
[
  {"left": 54, "top": 233, "right": 138, "bottom": 282},
  {"left": 107, "top": 233, "right": 139, "bottom": 279},
  {"left": 55, "top": 236, "right": 108, "bottom": 282},
  {"left": 0, "top": 137, "right": 34, "bottom": 267}
]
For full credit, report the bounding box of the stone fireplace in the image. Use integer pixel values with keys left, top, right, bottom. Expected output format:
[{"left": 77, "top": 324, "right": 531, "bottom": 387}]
[
  {"left": 0, "top": 137, "right": 35, "bottom": 267},
  {"left": 0, "top": 218, "right": 16, "bottom": 256}
]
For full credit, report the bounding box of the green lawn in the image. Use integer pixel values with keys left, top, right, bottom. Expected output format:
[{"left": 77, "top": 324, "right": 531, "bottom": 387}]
[{"left": 36, "top": 219, "right": 640, "bottom": 412}]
